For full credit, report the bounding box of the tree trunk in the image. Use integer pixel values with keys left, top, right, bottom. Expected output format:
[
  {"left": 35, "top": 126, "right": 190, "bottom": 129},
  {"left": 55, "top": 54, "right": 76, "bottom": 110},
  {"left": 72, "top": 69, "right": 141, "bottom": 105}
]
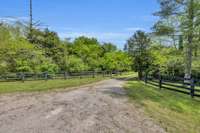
[
  {"left": 28, "top": 0, "right": 33, "bottom": 42},
  {"left": 138, "top": 70, "right": 143, "bottom": 80},
  {"left": 184, "top": 0, "right": 194, "bottom": 81},
  {"left": 184, "top": 40, "right": 192, "bottom": 80}
]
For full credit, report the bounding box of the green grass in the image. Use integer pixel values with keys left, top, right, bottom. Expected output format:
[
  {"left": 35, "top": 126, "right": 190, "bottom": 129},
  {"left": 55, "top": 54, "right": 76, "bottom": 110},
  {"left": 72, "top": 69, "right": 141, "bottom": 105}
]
[
  {"left": 0, "top": 76, "right": 106, "bottom": 94},
  {"left": 124, "top": 80, "right": 200, "bottom": 133},
  {"left": 113, "top": 71, "right": 138, "bottom": 79}
]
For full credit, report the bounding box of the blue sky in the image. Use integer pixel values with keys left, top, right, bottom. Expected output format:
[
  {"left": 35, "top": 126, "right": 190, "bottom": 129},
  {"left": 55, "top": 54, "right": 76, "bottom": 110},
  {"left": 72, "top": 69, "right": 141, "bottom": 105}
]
[{"left": 0, "top": 0, "right": 159, "bottom": 49}]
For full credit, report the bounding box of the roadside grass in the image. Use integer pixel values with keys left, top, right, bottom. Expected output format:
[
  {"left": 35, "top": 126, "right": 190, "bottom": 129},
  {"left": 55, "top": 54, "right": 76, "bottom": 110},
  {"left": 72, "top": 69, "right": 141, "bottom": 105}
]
[
  {"left": 124, "top": 80, "right": 200, "bottom": 133},
  {"left": 114, "top": 71, "right": 138, "bottom": 79},
  {"left": 0, "top": 76, "right": 106, "bottom": 94}
]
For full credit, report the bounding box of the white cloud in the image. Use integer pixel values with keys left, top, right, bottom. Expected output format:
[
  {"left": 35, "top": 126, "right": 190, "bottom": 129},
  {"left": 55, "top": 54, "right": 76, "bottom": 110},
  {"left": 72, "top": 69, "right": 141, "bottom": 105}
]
[
  {"left": 58, "top": 31, "right": 131, "bottom": 49},
  {"left": 52, "top": 27, "right": 78, "bottom": 32},
  {"left": 58, "top": 31, "right": 131, "bottom": 41},
  {"left": 0, "top": 16, "right": 29, "bottom": 23},
  {"left": 125, "top": 27, "right": 146, "bottom": 32},
  {"left": 55, "top": 26, "right": 148, "bottom": 49}
]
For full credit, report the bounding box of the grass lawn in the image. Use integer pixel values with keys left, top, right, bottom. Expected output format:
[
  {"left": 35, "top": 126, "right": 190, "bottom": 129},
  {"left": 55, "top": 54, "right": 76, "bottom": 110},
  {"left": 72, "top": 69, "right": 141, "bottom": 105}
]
[
  {"left": 124, "top": 79, "right": 200, "bottom": 133},
  {"left": 0, "top": 76, "right": 106, "bottom": 94}
]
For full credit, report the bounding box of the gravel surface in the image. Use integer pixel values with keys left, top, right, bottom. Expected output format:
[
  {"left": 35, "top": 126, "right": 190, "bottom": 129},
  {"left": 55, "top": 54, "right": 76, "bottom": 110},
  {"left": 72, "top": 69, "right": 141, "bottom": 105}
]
[{"left": 0, "top": 79, "right": 166, "bottom": 133}]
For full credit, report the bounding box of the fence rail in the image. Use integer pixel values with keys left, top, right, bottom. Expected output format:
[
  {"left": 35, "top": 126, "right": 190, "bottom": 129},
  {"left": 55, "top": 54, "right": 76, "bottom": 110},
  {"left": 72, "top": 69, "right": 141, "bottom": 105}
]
[
  {"left": 0, "top": 71, "right": 122, "bottom": 82},
  {"left": 144, "top": 74, "right": 200, "bottom": 98}
]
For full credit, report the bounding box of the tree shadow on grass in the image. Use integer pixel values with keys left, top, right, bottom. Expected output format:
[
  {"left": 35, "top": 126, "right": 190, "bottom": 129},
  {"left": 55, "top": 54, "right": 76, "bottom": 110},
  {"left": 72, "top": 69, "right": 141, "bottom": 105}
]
[{"left": 114, "top": 77, "right": 138, "bottom": 82}]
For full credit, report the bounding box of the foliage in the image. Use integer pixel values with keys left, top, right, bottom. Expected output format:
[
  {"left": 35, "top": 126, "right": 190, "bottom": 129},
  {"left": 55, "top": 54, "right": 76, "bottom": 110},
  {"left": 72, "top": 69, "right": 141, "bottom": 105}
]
[
  {"left": 126, "top": 31, "right": 151, "bottom": 79},
  {"left": 72, "top": 36, "right": 103, "bottom": 71},
  {"left": 66, "top": 55, "right": 89, "bottom": 72},
  {"left": 101, "top": 51, "right": 132, "bottom": 71},
  {"left": 0, "top": 23, "right": 132, "bottom": 74},
  {"left": 102, "top": 43, "right": 117, "bottom": 54},
  {"left": 154, "top": 0, "right": 200, "bottom": 78},
  {"left": 150, "top": 44, "right": 184, "bottom": 76}
]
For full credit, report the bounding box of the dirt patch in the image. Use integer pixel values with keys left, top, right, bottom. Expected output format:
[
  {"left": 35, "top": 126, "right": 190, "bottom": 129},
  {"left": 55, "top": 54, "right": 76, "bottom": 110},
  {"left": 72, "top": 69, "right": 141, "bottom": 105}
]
[{"left": 0, "top": 79, "right": 165, "bottom": 133}]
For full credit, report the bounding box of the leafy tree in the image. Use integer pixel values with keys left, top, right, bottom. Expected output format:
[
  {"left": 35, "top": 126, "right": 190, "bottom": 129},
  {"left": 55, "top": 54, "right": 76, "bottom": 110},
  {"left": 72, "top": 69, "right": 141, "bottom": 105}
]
[
  {"left": 0, "top": 24, "right": 59, "bottom": 73},
  {"left": 126, "top": 31, "right": 151, "bottom": 79},
  {"left": 150, "top": 44, "right": 184, "bottom": 76},
  {"left": 66, "top": 55, "right": 89, "bottom": 72},
  {"left": 0, "top": 23, "right": 132, "bottom": 74},
  {"left": 26, "top": 28, "right": 68, "bottom": 71},
  {"left": 102, "top": 43, "right": 117, "bottom": 54},
  {"left": 154, "top": 0, "right": 200, "bottom": 79},
  {"left": 101, "top": 51, "right": 132, "bottom": 71},
  {"left": 72, "top": 36, "right": 103, "bottom": 71}
]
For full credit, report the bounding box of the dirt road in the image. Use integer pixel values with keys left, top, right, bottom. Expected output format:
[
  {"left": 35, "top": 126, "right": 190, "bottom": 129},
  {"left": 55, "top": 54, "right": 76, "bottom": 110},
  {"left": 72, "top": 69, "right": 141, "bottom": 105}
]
[{"left": 0, "top": 79, "right": 165, "bottom": 133}]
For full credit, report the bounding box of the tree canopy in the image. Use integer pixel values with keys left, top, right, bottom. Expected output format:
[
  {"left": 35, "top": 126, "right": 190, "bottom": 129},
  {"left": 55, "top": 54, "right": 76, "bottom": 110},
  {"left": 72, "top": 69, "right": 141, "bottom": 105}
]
[
  {"left": 0, "top": 23, "right": 132, "bottom": 74},
  {"left": 126, "top": 31, "right": 151, "bottom": 79}
]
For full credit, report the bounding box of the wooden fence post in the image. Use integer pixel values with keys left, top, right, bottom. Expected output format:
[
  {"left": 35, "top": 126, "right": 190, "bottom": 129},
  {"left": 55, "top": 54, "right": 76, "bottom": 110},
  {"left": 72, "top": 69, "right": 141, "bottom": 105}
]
[
  {"left": 44, "top": 72, "right": 48, "bottom": 81},
  {"left": 190, "top": 79, "right": 195, "bottom": 98},
  {"left": 34, "top": 73, "right": 37, "bottom": 80},
  {"left": 116, "top": 71, "right": 119, "bottom": 76},
  {"left": 145, "top": 71, "right": 148, "bottom": 84},
  {"left": 102, "top": 71, "right": 105, "bottom": 77},
  {"left": 93, "top": 71, "right": 95, "bottom": 78},
  {"left": 80, "top": 72, "right": 82, "bottom": 79},
  {"left": 159, "top": 75, "right": 162, "bottom": 90},
  {"left": 64, "top": 72, "right": 68, "bottom": 80},
  {"left": 120, "top": 71, "right": 122, "bottom": 76},
  {"left": 21, "top": 72, "right": 25, "bottom": 82}
]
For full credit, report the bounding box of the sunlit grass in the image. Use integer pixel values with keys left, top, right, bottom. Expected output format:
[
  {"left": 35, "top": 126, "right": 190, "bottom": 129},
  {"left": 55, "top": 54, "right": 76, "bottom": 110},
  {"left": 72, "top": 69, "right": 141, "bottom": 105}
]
[
  {"left": 124, "top": 80, "right": 200, "bottom": 133},
  {"left": 0, "top": 76, "right": 105, "bottom": 94}
]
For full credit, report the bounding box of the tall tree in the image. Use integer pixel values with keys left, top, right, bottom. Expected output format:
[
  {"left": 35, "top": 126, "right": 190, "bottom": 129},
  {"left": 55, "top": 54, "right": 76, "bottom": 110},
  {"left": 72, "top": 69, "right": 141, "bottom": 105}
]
[
  {"left": 102, "top": 43, "right": 117, "bottom": 54},
  {"left": 28, "top": 0, "right": 33, "bottom": 42},
  {"left": 126, "top": 31, "right": 151, "bottom": 79},
  {"left": 154, "top": 0, "right": 200, "bottom": 79},
  {"left": 72, "top": 36, "right": 103, "bottom": 71}
]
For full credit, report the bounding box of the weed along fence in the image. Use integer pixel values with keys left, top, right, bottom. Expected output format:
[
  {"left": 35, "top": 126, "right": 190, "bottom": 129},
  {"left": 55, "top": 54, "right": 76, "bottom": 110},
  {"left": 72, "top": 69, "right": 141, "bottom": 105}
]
[
  {"left": 144, "top": 74, "right": 200, "bottom": 98},
  {"left": 0, "top": 71, "right": 122, "bottom": 82}
]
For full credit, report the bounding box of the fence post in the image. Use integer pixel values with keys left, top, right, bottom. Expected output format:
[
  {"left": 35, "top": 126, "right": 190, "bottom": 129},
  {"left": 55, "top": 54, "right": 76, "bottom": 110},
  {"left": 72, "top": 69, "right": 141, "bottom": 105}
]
[
  {"left": 64, "top": 72, "right": 68, "bottom": 80},
  {"left": 44, "top": 72, "right": 48, "bottom": 81},
  {"left": 190, "top": 79, "right": 195, "bottom": 98},
  {"left": 93, "top": 71, "right": 95, "bottom": 78},
  {"left": 34, "top": 73, "right": 37, "bottom": 80},
  {"left": 80, "top": 72, "right": 82, "bottom": 79},
  {"left": 159, "top": 75, "right": 162, "bottom": 90},
  {"left": 103, "top": 71, "right": 105, "bottom": 77},
  {"left": 116, "top": 71, "right": 119, "bottom": 76},
  {"left": 145, "top": 71, "right": 148, "bottom": 84},
  {"left": 21, "top": 72, "right": 25, "bottom": 82},
  {"left": 120, "top": 71, "right": 122, "bottom": 76}
]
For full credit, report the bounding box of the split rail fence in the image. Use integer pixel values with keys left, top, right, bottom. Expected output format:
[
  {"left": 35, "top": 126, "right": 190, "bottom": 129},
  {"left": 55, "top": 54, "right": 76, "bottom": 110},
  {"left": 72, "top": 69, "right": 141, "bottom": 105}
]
[
  {"left": 0, "top": 71, "right": 122, "bottom": 82},
  {"left": 144, "top": 74, "right": 200, "bottom": 98}
]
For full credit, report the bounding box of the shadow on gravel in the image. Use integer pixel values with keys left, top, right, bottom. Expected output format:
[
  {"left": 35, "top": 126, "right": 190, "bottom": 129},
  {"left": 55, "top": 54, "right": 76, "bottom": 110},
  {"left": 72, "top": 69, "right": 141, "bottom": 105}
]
[
  {"left": 101, "top": 77, "right": 138, "bottom": 98},
  {"left": 102, "top": 87, "right": 127, "bottom": 98}
]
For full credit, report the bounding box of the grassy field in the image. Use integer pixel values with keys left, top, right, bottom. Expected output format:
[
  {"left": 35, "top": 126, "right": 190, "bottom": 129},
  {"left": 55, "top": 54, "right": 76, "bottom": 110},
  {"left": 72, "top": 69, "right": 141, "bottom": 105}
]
[
  {"left": 124, "top": 79, "right": 200, "bottom": 133},
  {"left": 0, "top": 76, "right": 106, "bottom": 94}
]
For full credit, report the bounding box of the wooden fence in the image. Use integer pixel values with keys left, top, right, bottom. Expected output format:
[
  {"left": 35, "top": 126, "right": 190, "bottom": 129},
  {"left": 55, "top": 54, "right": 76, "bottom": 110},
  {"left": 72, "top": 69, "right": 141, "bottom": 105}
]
[
  {"left": 0, "top": 71, "right": 122, "bottom": 82},
  {"left": 144, "top": 74, "right": 200, "bottom": 98}
]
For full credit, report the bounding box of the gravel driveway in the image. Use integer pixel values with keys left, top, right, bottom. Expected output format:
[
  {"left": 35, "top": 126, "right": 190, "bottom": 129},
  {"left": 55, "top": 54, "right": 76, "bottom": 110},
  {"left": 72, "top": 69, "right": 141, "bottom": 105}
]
[{"left": 0, "top": 79, "right": 165, "bottom": 133}]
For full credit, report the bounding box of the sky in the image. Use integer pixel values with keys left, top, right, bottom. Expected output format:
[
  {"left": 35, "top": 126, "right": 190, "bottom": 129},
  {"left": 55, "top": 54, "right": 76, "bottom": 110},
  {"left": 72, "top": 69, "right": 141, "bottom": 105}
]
[{"left": 0, "top": 0, "right": 159, "bottom": 49}]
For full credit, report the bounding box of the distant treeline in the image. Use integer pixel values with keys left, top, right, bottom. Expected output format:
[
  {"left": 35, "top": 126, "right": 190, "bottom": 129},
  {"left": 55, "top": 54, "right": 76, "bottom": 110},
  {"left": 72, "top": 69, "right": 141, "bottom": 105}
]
[{"left": 0, "top": 23, "right": 132, "bottom": 74}]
